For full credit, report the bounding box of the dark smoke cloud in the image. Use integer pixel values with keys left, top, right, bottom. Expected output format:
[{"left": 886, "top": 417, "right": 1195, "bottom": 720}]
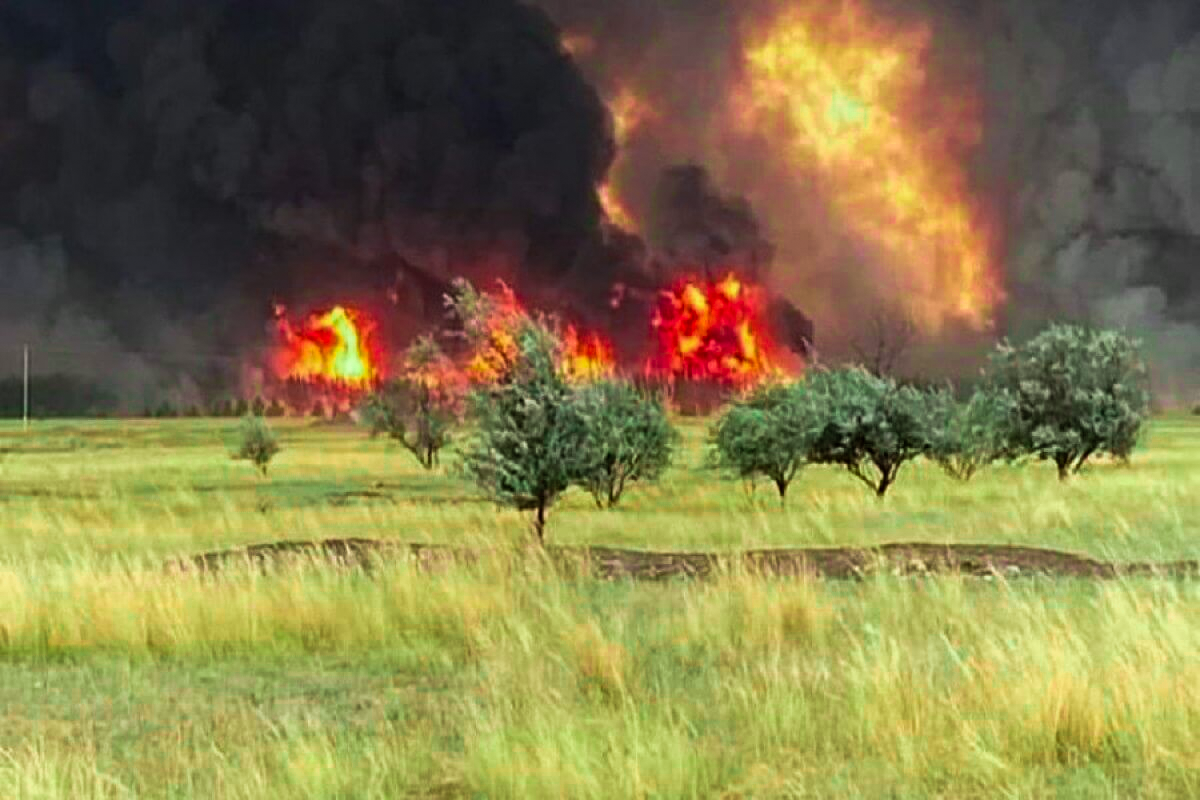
[
  {"left": 646, "top": 164, "right": 775, "bottom": 284},
  {"left": 0, "top": 0, "right": 615, "bottom": 406},
  {"left": 6, "top": 0, "right": 1200, "bottom": 406},
  {"left": 980, "top": 0, "right": 1200, "bottom": 402}
]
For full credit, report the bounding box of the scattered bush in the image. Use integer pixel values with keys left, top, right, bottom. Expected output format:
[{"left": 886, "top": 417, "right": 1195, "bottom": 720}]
[
  {"left": 575, "top": 380, "right": 677, "bottom": 508},
  {"left": 459, "top": 321, "right": 593, "bottom": 543},
  {"left": 232, "top": 414, "right": 281, "bottom": 476},
  {"left": 710, "top": 382, "right": 814, "bottom": 501},
  {"left": 803, "top": 368, "right": 935, "bottom": 498},
  {"left": 927, "top": 387, "right": 1011, "bottom": 482},
  {"left": 984, "top": 324, "right": 1150, "bottom": 479},
  {"left": 362, "top": 337, "right": 464, "bottom": 470}
]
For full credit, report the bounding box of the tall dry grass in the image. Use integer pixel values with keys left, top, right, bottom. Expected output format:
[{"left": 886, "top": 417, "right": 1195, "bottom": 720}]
[
  {"left": 0, "top": 417, "right": 1198, "bottom": 795},
  {"left": 0, "top": 552, "right": 1196, "bottom": 796}
]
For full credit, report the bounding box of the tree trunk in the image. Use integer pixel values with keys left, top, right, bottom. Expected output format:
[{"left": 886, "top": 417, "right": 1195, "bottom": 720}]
[
  {"left": 775, "top": 478, "right": 789, "bottom": 504},
  {"left": 1057, "top": 458, "right": 1071, "bottom": 481},
  {"left": 533, "top": 503, "right": 547, "bottom": 545}
]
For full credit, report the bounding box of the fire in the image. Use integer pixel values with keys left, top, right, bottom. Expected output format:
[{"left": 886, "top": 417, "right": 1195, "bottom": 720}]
[
  {"left": 272, "top": 305, "right": 382, "bottom": 389},
  {"left": 563, "top": 325, "right": 615, "bottom": 382},
  {"left": 650, "top": 274, "right": 777, "bottom": 385},
  {"left": 599, "top": 184, "right": 637, "bottom": 231},
  {"left": 738, "top": 0, "right": 1000, "bottom": 331},
  {"left": 459, "top": 282, "right": 614, "bottom": 384},
  {"left": 599, "top": 89, "right": 655, "bottom": 231},
  {"left": 610, "top": 89, "right": 653, "bottom": 143},
  {"left": 461, "top": 282, "right": 527, "bottom": 384}
]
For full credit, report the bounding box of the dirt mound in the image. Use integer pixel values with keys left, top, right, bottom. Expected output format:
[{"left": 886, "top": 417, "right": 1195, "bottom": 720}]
[{"left": 166, "top": 539, "right": 1200, "bottom": 581}]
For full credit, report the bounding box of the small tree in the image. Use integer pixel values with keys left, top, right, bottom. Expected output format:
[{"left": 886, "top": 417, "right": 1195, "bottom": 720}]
[
  {"left": 362, "top": 337, "right": 464, "bottom": 469},
  {"left": 710, "top": 382, "right": 814, "bottom": 501},
  {"left": 459, "top": 321, "right": 592, "bottom": 543},
  {"left": 233, "top": 414, "right": 280, "bottom": 476},
  {"left": 803, "top": 368, "right": 934, "bottom": 498},
  {"left": 927, "top": 387, "right": 1012, "bottom": 482},
  {"left": 984, "top": 324, "right": 1150, "bottom": 480},
  {"left": 575, "top": 380, "right": 677, "bottom": 508}
]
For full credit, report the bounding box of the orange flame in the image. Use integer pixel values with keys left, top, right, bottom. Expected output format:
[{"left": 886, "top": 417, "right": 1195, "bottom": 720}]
[
  {"left": 273, "top": 305, "right": 382, "bottom": 389},
  {"left": 599, "top": 184, "right": 637, "bottom": 231},
  {"left": 599, "top": 89, "right": 655, "bottom": 231},
  {"left": 610, "top": 89, "right": 653, "bottom": 143},
  {"left": 462, "top": 283, "right": 526, "bottom": 384},
  {"left": 650, "top": 274, "right": 777, "bottom": 385},
  {"left": 461, "top": 283, "right": 614, "bottom": 384},
  {"left": 563, "top": 325, "right": 616, "bottom": 382},
  {"left": 738, "top": 0, "right": 1001, "bottom": 331}
]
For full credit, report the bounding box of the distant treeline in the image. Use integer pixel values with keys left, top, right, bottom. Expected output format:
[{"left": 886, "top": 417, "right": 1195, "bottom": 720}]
[
  {"left": 0, "top": 374, "right": 335, "bottom": 419},
  {"left": 0, "top": 374, "right": 118, "bottom": 418}
]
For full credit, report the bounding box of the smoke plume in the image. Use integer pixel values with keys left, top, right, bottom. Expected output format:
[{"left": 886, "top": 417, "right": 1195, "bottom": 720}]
[
  {"left": 0, "top": 0, "right": 614, "bottom": 406},
  {"left": 5, "top": 0, "right": 1200, "bottom": 406}
]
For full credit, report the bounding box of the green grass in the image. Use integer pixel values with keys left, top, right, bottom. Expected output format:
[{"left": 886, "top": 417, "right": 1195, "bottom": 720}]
[{"left": 0, "top": 415, "right": 1198, "bottom": 797}]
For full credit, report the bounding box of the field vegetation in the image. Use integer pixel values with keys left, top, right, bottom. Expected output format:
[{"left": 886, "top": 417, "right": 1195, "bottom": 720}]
[{"left": 0, "top": 412, "right": 1199, "bottom": 797}]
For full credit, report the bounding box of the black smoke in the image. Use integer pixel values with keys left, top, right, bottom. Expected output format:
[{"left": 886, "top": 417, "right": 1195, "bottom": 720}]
[
  {"left": 646, "top": 164, "right": 775, "bottom": 284},
  {"left": 0, "top": 0, "right": 617, "bottom": 407},
  {"left": 9, "top": 0, "right": 1200, "bottom": 406}
]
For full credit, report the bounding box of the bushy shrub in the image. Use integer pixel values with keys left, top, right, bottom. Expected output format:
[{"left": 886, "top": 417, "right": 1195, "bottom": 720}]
[
  {"left": 459, "top": 321, "right": 593, "bottom": 543},
  {"left": 362, "top": 337, "right": 464, "bottom": 470},
  {"left": 575, "top": 380, "right": 677, "bottom": 508},
  {"left": 803, "top": 368, "right": 935, "bottom": 498},
  {"left": 233, "top": 414, "right": 280, "bottom": 476},
  {"left": 984, "top": 324, "right": 1150, "bottom": 479},
  {"left": 710, "top": 382, "right": 814, "bottom": 501},
  {"left": 927, "top": 387, "right": 1012, "bottom": 482}
]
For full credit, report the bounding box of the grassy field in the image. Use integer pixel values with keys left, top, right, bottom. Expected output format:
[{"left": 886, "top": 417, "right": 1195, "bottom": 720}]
[{"left": 0, "top": 415, "right": 1198, "bottom": 797}]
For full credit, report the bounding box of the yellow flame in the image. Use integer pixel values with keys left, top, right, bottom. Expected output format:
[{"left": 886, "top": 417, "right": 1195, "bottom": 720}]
[
  {"left": 599, "top": 89, "right": 656, "bottom": 232},
  {"left": 599, "top": 184, "right": 637, "bottom": 230},
  {"left": 610, "top": 89, "right": 652, "bottom": 143},
  {"left": 738, "top": 0, "right": 1000, "bottom": 331},
  {"left": 317, "top": 307, "right": 373, "bottom": 384}
]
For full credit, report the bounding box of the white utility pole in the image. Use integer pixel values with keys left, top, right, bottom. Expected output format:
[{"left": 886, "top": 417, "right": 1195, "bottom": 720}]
[{"left": 22, "top": 344, "right": 29, "bottom": 432}]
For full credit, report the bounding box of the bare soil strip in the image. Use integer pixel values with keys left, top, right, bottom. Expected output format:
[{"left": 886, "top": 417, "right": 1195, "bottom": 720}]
[{"left": 167, "top": 538, "right": 1200, "bottom": 581}]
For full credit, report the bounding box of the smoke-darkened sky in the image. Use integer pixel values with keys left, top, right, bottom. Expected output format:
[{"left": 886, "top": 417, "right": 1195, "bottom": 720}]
[
  {"left": 4, "top": 0, "right": 1200, "bottom": 405},
  {"left": 537, "top": 0, "right": 1200, "bottom": 397}
]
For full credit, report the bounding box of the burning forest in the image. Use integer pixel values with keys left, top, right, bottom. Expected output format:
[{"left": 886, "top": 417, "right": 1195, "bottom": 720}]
[{"left": 3, "top": 0, "right": 1200, "bottom": 411}]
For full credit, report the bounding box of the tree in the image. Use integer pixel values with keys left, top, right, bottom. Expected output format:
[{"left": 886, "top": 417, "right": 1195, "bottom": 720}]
[
  {"left": 803, "top": 367, "right": 935, "bottom": 498},
  {"left": 362, "top": 337, "right": 464, "bottom": 470},
  {"left": 444, "top": 277, "right": 529, "bottom": 385},
  {"left": 459, "top": 321, "right": 593, "bottom": 543},
  {"left": 710, "top": 382, "right": 814, "bottom": 501},
  {"left": 233, "top": 414, "right": 281, "bottom": 477},
  {"left": 575, "top": 380, "right": 677, "bottom": 508},
  {"left": 849, "top": 306, "right": 919, "bottom": 377},
  {"left": 984, "top": 324, "right": 1150, "bottom": 480},
  {"left": 927, "top": 387, "right": 1012, "bottom": 482}
]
